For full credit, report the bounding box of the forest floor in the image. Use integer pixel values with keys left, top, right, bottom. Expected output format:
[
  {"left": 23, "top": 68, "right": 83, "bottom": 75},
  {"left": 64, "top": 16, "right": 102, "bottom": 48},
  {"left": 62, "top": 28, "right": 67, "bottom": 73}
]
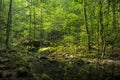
[
  {"left": 29, "top": 53, "right": 120, "bottom": 80},
  {"left": 0, "top": 50, "right": 120, "bottom": 80},
  {"left": 0, "top": 51, "right": 34, "bottom": 80}
]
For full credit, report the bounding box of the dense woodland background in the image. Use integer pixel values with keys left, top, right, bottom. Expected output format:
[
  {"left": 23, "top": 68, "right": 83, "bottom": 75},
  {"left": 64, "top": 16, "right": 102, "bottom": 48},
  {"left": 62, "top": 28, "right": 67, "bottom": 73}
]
[{"left": 0, "top": 0, "right": 120, "bottom": 80}]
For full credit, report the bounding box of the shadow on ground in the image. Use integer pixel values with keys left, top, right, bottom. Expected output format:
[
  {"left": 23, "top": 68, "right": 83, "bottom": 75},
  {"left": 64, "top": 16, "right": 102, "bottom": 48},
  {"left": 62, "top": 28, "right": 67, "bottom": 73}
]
[{"left": 29, "top": 56, "right": 120, "bottom": 80}]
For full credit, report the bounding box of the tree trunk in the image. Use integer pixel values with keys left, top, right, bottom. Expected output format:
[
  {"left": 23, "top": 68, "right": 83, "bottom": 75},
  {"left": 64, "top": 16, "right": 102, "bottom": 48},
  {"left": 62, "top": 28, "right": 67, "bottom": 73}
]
[
  {"left": 6, "top": 0, "right": 12, "bottom": 49},
  {"left": 0, "top": 0, "right": 2, "bottom": 49},
  {"left": 111, "top": 1, "right": 116, "bottom": 54},
  {"left": 34, "top": 7, "right": 36, "bottom": 41},
  {"left": 102, "top": 0, "right": 111, "bottom": 57},
  {"left": 0, "top": 0, "right": 2, "bottom": 12},
  {"left": 83, "top": 0, "right": 90, "bottom": 53},
  {"left": 98, "top": 0, "right": 104, "bottom": 56}
]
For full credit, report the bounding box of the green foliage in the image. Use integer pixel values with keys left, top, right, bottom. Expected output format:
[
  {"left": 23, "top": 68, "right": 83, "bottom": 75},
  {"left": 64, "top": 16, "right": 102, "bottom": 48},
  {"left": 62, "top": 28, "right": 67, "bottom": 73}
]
[
  {"left": 54, "top": 44, "right": 78, "bottom": 55},
  {"left": 63, "top": 35, "right": 75, "bottom": 43},
  {"left": 1, "top": 0, "right": 119, "bottom": 54}
]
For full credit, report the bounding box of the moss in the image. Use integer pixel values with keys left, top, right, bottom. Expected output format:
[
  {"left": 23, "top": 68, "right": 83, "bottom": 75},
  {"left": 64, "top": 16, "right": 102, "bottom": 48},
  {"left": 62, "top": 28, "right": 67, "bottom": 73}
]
[
  {"left": 37, "top": 47, "right": 56, "bottom": 57},
  {"left": 38, "top": 47, "right": 56, "bottom": 53}
]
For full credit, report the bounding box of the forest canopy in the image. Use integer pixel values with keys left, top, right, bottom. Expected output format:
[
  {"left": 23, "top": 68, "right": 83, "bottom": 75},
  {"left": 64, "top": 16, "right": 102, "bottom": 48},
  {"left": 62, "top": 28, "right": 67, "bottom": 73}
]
[{"left": 0, "top": 0, "right": 120, "bottom": 55}]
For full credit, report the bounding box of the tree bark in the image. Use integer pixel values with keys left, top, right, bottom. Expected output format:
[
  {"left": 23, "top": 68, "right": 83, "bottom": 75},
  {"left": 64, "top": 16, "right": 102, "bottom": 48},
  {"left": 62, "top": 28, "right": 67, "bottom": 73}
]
[
  {"left": 6, "top": 0, "right": 12, "bottom": 49},
  {"left": 83, "top": 0, "right": 90, "bottom": 53},
  {"left": 102, "top": 0, "right": 110, "bottom": 57},
  {"left": 111, "top": 0, "right": 117, "bottom": 55},
  {"left": 98, "top": 0, "right": 104, "bottom": 56},
  {"left": 34, "top": 7, "right": 36, "bottom": 41}
]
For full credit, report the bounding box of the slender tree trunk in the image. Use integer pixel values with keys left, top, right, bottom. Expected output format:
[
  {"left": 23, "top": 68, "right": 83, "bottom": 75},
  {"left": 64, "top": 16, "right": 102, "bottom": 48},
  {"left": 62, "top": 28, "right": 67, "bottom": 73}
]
[
  {"left": 83, "top": 0, "right": 90, "bottom": 53},
  {"left": 39, "top": 0, "right": 43, "bottom": 47},
  {"left": 111, "top": 1, "right": 116, "bottom": 54},
  {"left": 34, "top": 7, "right": 36, "bottom": 41},
  {"left": 111, "top": 1, "right": 118, "bottom": 79},
  {"left": 103, "top": 0, "right": 110, "bottom": 56},
  {"left": 0, "top": 0, "right": 2, "bottom": 14},
  {"left": 6, "top": 0, "right": 12, "bottom": 49},
  {"left": 28, "top": 0, "right": 32, "bottom": 51},
  {"left": 98, "top": 0, "right": 104, "bottom": 56},
  {"left": 40, "top": 0, "right": 43, "bottom": 40},
  {"left": 29, "top": 8, "right": 32, "bottom": 41},
  {"left": 0, "top": 0, "right": 2, "bottom": 49}
]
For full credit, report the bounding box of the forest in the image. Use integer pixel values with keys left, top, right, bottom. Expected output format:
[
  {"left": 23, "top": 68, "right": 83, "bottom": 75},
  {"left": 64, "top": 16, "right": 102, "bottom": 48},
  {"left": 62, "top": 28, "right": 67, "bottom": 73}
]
[{"left": 0, "top": 0, "right": 120, "bottom": 80}]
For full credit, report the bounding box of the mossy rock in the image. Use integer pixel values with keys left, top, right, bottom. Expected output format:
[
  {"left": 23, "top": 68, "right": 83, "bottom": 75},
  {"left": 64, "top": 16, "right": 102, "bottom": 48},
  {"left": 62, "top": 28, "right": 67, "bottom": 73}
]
[{"left": 37, "top": 47, "right": 56, "bottom": 57}]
